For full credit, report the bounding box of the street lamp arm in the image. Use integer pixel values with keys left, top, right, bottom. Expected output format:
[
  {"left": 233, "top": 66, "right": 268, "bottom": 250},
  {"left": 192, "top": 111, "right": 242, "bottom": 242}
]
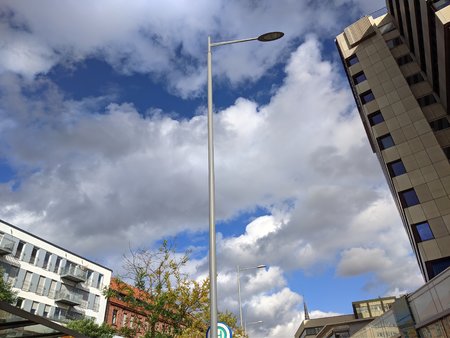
[{"left": 210, "top": 37, "right": 259, "bottom": 48}]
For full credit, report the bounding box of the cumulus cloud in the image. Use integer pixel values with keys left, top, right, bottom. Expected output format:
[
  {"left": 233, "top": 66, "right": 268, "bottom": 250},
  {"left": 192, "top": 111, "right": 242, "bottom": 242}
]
[
  {"left": 0, "top": 1, "right": 422, "bottom": 334},
  {"left": 0, "top": 0, "right": 384, "bottom": 97}
]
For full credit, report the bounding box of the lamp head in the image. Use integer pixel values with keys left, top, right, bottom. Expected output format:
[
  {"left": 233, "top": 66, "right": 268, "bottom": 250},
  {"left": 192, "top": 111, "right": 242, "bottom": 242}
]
[
  {"left": 257, "top": 264, "right": 267, "bottom": 269},
  {"left": 257, "top": 31, "right": 284, "bottom": 42}
]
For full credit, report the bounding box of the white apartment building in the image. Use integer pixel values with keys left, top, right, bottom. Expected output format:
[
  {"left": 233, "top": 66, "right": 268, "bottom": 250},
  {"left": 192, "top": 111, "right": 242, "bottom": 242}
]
[{"left": 0, "top": 219, "right": 112, "bottom": 324}]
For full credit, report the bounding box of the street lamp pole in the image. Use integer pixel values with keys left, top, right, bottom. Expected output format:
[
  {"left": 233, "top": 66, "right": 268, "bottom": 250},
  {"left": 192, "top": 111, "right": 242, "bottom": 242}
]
[
  {"left": 237, "top": 265, "right": 267, "bottom": 331},
  {"left": 207, "top": 32, "right": 283, "bottom": 338}
]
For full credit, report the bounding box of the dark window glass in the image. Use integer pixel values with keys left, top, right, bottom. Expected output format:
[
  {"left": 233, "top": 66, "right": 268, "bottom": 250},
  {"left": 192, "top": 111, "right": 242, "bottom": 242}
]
[
  {"left": 387, "top": 37, "right": 402, "bottom": 49},
  {"left": 30, "top": 247, "right": 38, "bottom": 265},
  {"left": 429, "top": 117, "right": 450, "bottom": 131},
  {"left": 404, "top": 0, "right": 415, "bottom": 53},
  {"left": 379, "top": 22, "right": 395, "bottom": 34},
  {"left": 368, "top": 111, "right": 384, "bottom": 126},
  {"left": 394, "top": 0, "right": 404, "bottom": 35},
  {"left": 417, "top": 94, "right": 437, "bottom": 107},
  {"left": 352, "top": 71, "right": 366, "bottom": 85},
  {"left": 15, "top": 298, "right": 24, "bottom": 308},
  {"left": 414, "top": 222, "right": 434, "bottom": 242},
  {"left": 14, "top": 241, "right": 24, "bottom": 259},
  {"left": 406, "top": 73, "right": 424, "bottom": 85},
  {"left": 346, "top": 54, "right": 359, "bottom": 67},
  {"left": 414, "top": 0, "right": 426, "bottom": 72},
  {"left": 427, "top": 257, "right": 450, "bottom": 279},
  {"left": 397, "top": 54, "right": 413, "bottom": 66},
  {"left": 399, "top": 188, "right": 420, "bottom": 208},
  {"left": 387, "top": 159, "right": 406, "bottom": 177},
  {"left": 444, "top": 147, "right": 450, "bottom": 160},
  {"left": 377, "top": 134, "right": 395, "bottom": 150},
  {"left": 360, "top": 90, "right": 375, "bottom": 104},
  {"left": 112, "top": 309, "right": 118, "bottom": 325}
]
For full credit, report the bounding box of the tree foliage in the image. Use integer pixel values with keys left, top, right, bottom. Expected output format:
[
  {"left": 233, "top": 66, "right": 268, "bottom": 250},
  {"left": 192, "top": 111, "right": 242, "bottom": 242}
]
[
  {"left": 105, "top": 240, "right": 244, "bottom": 338},
  {"left": 0, "top": 267, "right": 17, "bottom": 304},
  {"left": 66, "top": 318, "right": 116, "bottom": 338}
]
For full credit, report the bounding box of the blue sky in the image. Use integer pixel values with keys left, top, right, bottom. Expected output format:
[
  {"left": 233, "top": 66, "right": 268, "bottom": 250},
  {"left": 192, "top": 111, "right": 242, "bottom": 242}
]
[{"left": 0, "top": 1, "right": 425, "bottom": 336}]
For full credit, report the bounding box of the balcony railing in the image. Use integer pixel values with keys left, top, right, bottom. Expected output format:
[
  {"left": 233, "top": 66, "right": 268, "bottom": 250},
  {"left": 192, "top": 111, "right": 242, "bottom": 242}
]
[
  {"left": 49, "top": 309, "right": 84, "bottom": 323},
  {"left": 60, "top": 265, "right": 87, "bottom": 283},
  {"left": 0, "top": 234, "right": 15, "bottom": 255},
  {"left": 54, "top": 290, "right": 83, "bottom": 306}
]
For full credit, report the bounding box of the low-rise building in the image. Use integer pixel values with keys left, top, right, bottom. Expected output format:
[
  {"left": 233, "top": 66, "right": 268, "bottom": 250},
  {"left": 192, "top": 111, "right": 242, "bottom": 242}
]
[
  {"left": 353, "top": 266, "right": 450, "bottom": 337},
  {"left": 0, "top": 219, "right": 112, "bottom": 324},
  {"left": 294, "top": 297, "right": 397, "bottom": 338}
]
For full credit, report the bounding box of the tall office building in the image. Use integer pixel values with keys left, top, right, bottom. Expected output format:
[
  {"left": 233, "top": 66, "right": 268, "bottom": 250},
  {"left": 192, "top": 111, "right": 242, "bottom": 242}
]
[
  {"left": 0, "top": 219, "right": 112, "bottom": 324},
  {"left": 336, "top": 1, "right": 450, "bottom": 282}
]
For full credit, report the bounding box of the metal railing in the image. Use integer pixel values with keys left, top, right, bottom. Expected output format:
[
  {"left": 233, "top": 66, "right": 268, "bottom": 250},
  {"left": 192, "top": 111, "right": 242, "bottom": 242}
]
[
  {"left": 60, "top": 265, "right": 87, "bottom": 282},
  {"left": 54, "top": 290, "right": 83, "bottom": 305},
  {"left": 0, "top": 234, "right": 15, "bottom": 254}
]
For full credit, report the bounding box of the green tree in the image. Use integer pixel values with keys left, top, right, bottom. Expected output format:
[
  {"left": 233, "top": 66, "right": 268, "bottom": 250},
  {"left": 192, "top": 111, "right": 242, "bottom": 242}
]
[
  {"left": 66, "top": 318, "right": 116, "bottom": 338},
  {"left": 105, "top": 240, "right": 242, "bottom": 338},
  {"left": 0, "top": 267, "right": 17, "bottom": 304}
]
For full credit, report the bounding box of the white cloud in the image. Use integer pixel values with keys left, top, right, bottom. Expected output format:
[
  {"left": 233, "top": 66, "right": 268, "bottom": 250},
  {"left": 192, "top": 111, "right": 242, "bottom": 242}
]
[
  {"left": 0, "top": 0, "right": 384, "bottom": 97},
  {"left": 0, "top": 13, "right": 421, "bottom": 335}
]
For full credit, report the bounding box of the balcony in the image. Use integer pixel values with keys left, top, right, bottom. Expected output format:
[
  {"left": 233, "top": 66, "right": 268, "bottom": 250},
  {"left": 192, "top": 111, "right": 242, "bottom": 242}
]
[
  {"left": 54, "top": 290, "right": 82, "bottom": 306},
  {"left": 0, "top": 234, "right": 15, "bottom": 255},
  {"left": 60, "top": 265, "right": 87, "bottom": 283},
  {"left": 49, "top": 308, "right": 84, "bottom": 323}
]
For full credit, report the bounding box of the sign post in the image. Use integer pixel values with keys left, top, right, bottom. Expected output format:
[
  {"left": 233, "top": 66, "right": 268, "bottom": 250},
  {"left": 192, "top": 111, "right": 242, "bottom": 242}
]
[{"left": 206, "top": 322, "right": 232, "bottom": 338}]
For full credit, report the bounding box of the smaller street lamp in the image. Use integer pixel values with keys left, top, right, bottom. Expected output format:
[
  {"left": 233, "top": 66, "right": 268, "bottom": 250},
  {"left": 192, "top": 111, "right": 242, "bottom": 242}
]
[{"left": 237, "top": 265, "right": 267, "bottom": 331}]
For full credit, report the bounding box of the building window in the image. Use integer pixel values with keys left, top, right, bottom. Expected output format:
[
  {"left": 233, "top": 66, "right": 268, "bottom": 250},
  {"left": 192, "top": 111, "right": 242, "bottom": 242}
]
[
  {"left": 54, "top": 257, "right": 61, "bottom": 273},
  {"left": 14, "top": 241, "right": 25, "bottom": 259},
  {"left": 43, "top": 252, "right": 51, "bottom": 269},
  {"left": 413, "top": 221, "right": 434, "bottom": 242},
  {"left": 30, "top": 301, "right": 39, "bottom": 315},
  {"left": 122, "top": 312, "right": 128, "bottom": 327},
  {"left": 112, "top": 309, "right": 118, "bottom": 325},
  {"left": 406, "top": 73, "right": 424, "bottom": 85},
  {"left": 387, "top": 159, "right": 406, "bottom": 177},
  {"left": 360, "top": 90, "right": 375, "bottom": 104},
  {"left": 36, "top": 276, "right": 46, "bottom": 295},
  {"left": 352, "top": 71, "right": 366, "bottom": 85},
  {"left": 417, "top": 94, "right": 437, "bottom": 107},
  {"left": 378, "top": 21, "right": 396, "bottom": 34},
  {"left": 386, "top": 37, "right": 402, "bottom": 49},
  {"left": 368, "top": 111, "right": 384, "bottom": 126},
  {"left": 346, "top": 54, "right": 359, "bottom": 67},
  {"left": 30, "top": 247, "right": 38, "bottom": 265},
  {"left": 377, "top": 134, "right": 395, "bottom": 150},
  {"left": 399, "top": 188, "right": 420, "bottom": 208},
  {"left": 429, "top": 117, "right": 450, "bottom": 132},
  {"left": 43, "top": 305, "right": 51, "bottom": 318},
  {"left": 397, "top": 54, "right": 413, "bottom": 66},
  {"left": 444, "top": 147, "right": 450, "bottom": 160},
  {"left": 426, "top": 257, "right": 450, "bottom": 279},
  {"left": 22, "top": 271, "right": 33, "bottom": 291},
  {"left": 15, "top": 297, "right": 24, "bottom": 309}
]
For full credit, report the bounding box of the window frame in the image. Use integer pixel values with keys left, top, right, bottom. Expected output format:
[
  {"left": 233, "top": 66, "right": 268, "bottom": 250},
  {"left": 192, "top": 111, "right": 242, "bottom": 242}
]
[
  {"left": 360, "top": 90, "right": 375, "bottom": 104},
  {"left": 387, "top": 159, "right": 406, "bottom": 177},
  {"left": 412, "top": 221, "right": 434, "bottom": 242},
  {"left": 399, "top": 188, "right": 420, "bottom": 208},
  {"left": 368, "top": 110, "right": 384, "bottom": 126},
  {"left": 346, "top": 54, "right": 359, "bottom": 67},
  {"left": 377, "top": 134, "right": 395, "bottom": 150}
]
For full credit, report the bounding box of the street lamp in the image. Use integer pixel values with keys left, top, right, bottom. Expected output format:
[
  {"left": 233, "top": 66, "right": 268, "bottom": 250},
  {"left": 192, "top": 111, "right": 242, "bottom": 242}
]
[
  {"left": 236, "top": 265, "right": 267, "bottom": 332},
  {"left": 207, "top": 31, "right": 283, "bottom": 338},
  {"left": 245, "top": 320, "right": 264, "bottom": 336}
]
